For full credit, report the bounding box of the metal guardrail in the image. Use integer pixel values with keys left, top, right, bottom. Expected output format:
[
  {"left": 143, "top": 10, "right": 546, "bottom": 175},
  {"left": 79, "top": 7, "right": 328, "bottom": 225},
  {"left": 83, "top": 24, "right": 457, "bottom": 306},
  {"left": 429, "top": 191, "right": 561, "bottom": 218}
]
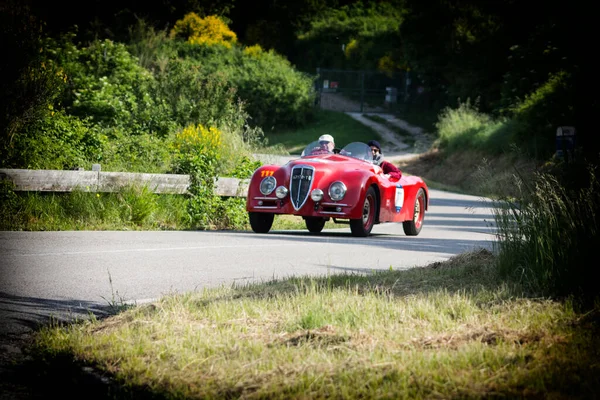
[{"left": 0, "top": 169, "right": 250, "bottom": 197}]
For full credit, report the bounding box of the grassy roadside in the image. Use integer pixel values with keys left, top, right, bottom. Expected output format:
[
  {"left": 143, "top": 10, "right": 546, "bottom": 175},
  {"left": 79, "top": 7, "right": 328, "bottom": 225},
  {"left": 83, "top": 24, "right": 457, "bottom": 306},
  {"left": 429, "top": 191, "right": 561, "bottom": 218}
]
[{"left": 15, "top": 249, "right": 599, "bottom": 399}]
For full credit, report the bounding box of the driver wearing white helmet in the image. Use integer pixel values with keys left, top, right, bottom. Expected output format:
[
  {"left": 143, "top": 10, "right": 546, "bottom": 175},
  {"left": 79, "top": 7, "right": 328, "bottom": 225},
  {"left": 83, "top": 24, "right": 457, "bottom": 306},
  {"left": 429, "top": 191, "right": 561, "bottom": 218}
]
[
  {"left": 318, "top": 134, "right": 335, "bottom": 152},
  {"left": 318, "top": 134, "right": 342, "bottom": 153}
]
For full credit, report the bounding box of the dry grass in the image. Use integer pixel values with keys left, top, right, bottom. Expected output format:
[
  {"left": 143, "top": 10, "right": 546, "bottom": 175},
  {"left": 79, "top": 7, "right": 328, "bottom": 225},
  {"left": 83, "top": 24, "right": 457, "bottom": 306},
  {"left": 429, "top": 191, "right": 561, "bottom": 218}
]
[{"left": 397, "top": 148, "right": 539, "bottom": 198}]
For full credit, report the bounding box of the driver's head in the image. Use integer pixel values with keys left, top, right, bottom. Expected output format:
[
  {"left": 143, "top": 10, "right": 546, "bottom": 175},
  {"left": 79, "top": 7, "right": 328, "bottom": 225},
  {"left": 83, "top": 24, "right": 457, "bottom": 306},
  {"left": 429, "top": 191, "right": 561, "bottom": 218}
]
[{"left": 318, "top": 134, "right": 335, "bottom": 151}]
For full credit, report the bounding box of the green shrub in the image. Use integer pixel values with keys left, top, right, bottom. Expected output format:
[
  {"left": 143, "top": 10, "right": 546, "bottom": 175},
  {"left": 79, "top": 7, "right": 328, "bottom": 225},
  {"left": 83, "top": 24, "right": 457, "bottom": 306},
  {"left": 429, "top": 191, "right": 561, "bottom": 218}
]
[
  {"left": 0, "top": 4, "right": 67, "bottom": 156},
  {"left": 508, "top": 71, "right": 576, "bottom": 159},
  {"left": 154, "top": 57, "right": 239, "bottom": 128},
  {"left": 99, "top": 128, "right": 173, "bottom": 173},
  {"left": 232, "top": 46, "right": 316, "bottom": 129},
  {"left": 169, "top": 41, "right": 316, "bottom": 130},
  {"left": 435, "top": 100, "right": 498, "bottom": 151},
  {"left": 227, "top": 156, "right": 262, "bottom": 179},
  {"left": 126, "top": 18, "right": 172, "bottom": 72},
  {"left": 4, "top": 110, "right": 103, "bottom": 169},
  {"left": 170, "top": 123, "right": 247, "bottom": 230},
  {"left": 50, "top": 36, "right": 175, "bottom": 137},
  {"left": 295, "top": 3, "right": 404, "bottom": 72}
]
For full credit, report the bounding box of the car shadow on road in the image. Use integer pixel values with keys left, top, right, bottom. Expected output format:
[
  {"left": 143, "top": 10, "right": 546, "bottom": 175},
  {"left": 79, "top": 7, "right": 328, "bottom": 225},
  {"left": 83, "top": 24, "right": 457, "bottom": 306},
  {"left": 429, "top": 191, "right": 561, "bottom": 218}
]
[
  {"left": 0, "top": 291, "right": 116, "bottom": 336},
  {"left": 224, "top": 230, "right": 495, "bottom": 257}
]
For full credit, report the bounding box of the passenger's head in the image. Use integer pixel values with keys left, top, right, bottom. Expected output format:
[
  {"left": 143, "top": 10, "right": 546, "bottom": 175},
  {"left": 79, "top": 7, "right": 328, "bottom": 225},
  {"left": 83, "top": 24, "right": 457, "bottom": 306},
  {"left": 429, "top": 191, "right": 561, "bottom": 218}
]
[
  {"left": 319, "top": 134, "right": 335, "bottom": 151},
  {"left": 367, "top": 140, "right": 383, "bottom": 165}
]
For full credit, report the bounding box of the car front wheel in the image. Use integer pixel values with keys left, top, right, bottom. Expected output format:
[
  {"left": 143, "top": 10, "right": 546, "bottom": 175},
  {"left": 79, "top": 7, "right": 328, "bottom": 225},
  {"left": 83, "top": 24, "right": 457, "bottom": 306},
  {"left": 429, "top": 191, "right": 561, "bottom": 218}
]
[
  {"left": 249, "top": 212, "right": 274, "bottom": 233},
  {"left": 350, "top": 186, "right": 376, "bottom": 237},
  {"left": 305, "top": 217, "right": 326, "bottom": 233},
  {"left": 403, "top": 188, "right": 425, "bottom": 236}
]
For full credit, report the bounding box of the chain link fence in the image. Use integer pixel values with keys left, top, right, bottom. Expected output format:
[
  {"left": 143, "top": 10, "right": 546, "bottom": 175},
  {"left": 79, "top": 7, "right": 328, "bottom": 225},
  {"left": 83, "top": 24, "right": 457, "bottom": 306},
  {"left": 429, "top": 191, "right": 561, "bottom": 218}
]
[
  {"left": 314, "top": 68, "right": 407, "bottom": 113},
  {"left": 314, "top": 68, "right": 436, "bottom": 114}
]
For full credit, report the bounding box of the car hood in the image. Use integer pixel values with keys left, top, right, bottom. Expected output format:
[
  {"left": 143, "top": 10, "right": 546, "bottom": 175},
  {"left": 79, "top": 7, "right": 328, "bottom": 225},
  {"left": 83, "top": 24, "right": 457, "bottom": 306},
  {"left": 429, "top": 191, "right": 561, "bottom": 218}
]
[{"left": 288, "top": 154, "right": 377, "bottom": 172}]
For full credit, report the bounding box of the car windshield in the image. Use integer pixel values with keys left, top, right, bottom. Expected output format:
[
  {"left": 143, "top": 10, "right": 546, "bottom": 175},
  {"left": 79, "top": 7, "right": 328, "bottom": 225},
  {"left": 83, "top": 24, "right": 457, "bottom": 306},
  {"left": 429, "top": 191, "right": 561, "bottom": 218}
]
[
  {"left": 339, "top": 142, "right": 373, "bottom": 163},
  {"left": 301, "top": 140, "right": 333, "bottom": 156},
  {"left": 300, "top": 141, "right": 373, "bottom": 163}
]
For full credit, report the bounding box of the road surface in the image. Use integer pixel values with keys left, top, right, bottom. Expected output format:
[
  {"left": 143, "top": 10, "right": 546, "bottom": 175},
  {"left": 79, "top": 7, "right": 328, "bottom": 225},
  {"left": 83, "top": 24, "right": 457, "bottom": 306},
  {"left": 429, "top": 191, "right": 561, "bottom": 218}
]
[{"left": 0, "top": 188, "right": 497, "bottom": 336}]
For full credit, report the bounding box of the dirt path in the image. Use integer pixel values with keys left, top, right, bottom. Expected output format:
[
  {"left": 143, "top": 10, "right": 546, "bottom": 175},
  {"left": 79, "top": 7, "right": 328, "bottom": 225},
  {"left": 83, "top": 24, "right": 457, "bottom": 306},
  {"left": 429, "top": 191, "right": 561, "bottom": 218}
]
[
  {"left": 344, "top": 112, "right": 434, "bottom": 163},
  {"left": 318, "top": 92, "right": 434, "bottom": 161}
]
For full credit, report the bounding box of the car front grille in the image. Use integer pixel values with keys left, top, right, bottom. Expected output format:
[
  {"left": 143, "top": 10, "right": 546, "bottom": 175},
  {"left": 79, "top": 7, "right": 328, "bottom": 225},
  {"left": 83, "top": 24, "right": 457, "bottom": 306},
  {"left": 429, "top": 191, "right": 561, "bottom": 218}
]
[{"left": 290, "top": 165, "right": 315, "bottom": 210}]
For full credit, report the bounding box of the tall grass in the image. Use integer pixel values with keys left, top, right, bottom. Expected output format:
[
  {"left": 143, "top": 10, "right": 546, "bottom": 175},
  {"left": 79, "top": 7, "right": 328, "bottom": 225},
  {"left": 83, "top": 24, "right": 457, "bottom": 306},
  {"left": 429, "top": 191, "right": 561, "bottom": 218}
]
[
  {"left": 0, "top": 186, "right": 190, "bottom": 231},
  {"left": 493, "top": 165, "right": 600, "bottom": 305},
  {"left": 435, "top": 99, "right": 516, "bottom": 155}
]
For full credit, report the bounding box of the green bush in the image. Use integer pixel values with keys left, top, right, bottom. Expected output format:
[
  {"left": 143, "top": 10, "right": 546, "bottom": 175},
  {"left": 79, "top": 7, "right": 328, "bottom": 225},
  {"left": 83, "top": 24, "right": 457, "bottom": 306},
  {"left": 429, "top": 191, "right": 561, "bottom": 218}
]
[
  {"left": 1, "top": 23, "right": 302, "bottom": 232},
  {"left": 295, "top": 2, "right": 404, "bottom": 73},
  {"left": 435, "top": 100, "right": 507, "bottom": 153},
  {"left": 99, "top": 128, "right": 173, "bottom": 173},
  {"left": 508, "top": 71, "right": 576, "bottom": 159},
  {"left": 0, "top": 31, "right": 72, "bottom": 168},
  {"left": 154, "top": 57, "right": 239, "bottom": 128},
  {"left": 232, "top": 47, "right": 316, "bottom": 129},
  {"left": 5, "top": 110, "right": 103, "bottom": 169},
  {"left": 169, "top": 41, "right": 316, "bottom": 130},
  {"left": 49, "top": 35, "right": 175, "bottom": 137}
]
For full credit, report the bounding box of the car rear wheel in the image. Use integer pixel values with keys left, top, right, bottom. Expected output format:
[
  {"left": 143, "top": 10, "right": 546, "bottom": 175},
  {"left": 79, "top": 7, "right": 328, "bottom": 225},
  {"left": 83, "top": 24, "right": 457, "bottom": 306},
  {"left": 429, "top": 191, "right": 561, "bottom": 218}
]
[
  {"left": 249, "top": 212, "right": 274, "bottom": 233},
  {"left": 350, "top": 186, "right": 376, "bottom": 237},
  {"left": 403, "top": 188, "right": 425, "bottom": 236},
  {"left": 305, "top": 217, "right": 326, "bottom": 233}
]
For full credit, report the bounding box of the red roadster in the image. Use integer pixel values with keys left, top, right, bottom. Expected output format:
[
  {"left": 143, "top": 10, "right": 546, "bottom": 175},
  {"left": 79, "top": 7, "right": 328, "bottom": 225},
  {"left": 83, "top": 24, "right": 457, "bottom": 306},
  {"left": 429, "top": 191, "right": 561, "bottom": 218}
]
[{"left": 246, "top": 141, "right": 429, "bottom": 237}]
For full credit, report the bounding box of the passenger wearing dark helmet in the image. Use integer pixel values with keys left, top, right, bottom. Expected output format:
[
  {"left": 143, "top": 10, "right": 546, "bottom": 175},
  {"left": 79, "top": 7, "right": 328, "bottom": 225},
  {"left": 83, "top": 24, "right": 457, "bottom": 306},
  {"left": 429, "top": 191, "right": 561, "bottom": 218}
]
[{"left": 367, "top": 140, "right": 402, "bottom": 180}]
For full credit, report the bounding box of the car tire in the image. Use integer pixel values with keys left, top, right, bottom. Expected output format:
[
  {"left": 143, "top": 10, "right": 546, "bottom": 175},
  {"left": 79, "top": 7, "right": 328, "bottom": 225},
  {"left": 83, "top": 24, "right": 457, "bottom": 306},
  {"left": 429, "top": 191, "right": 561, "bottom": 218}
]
[
  {"left": 249, "top": 212, "right": 274, "bottom": 233},
  {"left": 305, "top": 217, "right": 326, "bottom": 233},
  {"left": 403, "top": 188, "right": 425, "bottom": 236},
  {"left": 350, "top": 186, "right": 376, "bottom": 237}
]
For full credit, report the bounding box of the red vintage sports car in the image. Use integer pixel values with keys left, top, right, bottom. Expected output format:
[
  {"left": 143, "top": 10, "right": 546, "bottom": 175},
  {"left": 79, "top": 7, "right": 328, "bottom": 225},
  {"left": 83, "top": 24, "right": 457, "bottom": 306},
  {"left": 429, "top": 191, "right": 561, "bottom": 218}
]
[{"left": 246, "top": 141, "right": 429, "bottom": 237}]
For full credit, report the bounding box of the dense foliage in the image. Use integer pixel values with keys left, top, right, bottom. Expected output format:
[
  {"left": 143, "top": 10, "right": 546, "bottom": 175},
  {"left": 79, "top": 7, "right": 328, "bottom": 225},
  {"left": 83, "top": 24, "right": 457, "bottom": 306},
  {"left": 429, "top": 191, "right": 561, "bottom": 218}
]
[
  {"left": 295, "top": 2, "right": 405, "bottom": 73},
  {"left": 8, "top": 0, "right": 591, "bottom": 159}
]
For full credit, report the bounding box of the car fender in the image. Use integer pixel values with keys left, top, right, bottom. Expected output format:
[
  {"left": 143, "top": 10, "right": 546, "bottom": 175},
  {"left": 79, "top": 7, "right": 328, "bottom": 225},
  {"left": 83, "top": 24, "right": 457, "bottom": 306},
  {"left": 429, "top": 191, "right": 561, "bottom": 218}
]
[
  {"left": 246, "top": 164, "right": 284, "bottom": 205},
  {"left": 335, "top": 170, "right": 380, "bottom": 219}
]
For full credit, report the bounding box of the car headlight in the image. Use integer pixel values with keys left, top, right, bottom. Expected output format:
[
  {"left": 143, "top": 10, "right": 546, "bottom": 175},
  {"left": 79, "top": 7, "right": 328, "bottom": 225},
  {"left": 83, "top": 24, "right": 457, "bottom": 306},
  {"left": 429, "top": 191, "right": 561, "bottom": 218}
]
[
  {"left": 259, "top": 176, "right": 277, "bottom": 195},
  {"left": 329, "top": 181, "right": 347, "bottom": 201},
  {"left": 275, "top": 186, "right": 288, "bottom": 199},
  {"left": 311, "top": 188, "right": 324, "bottom": 202}
]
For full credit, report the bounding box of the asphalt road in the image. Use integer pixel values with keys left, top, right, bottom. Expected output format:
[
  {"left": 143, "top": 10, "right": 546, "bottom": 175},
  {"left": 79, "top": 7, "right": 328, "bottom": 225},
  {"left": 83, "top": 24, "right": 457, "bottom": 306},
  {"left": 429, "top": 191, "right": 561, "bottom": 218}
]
[{"left": 0, "top": 189, "right": 497, "bottom": 336}]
